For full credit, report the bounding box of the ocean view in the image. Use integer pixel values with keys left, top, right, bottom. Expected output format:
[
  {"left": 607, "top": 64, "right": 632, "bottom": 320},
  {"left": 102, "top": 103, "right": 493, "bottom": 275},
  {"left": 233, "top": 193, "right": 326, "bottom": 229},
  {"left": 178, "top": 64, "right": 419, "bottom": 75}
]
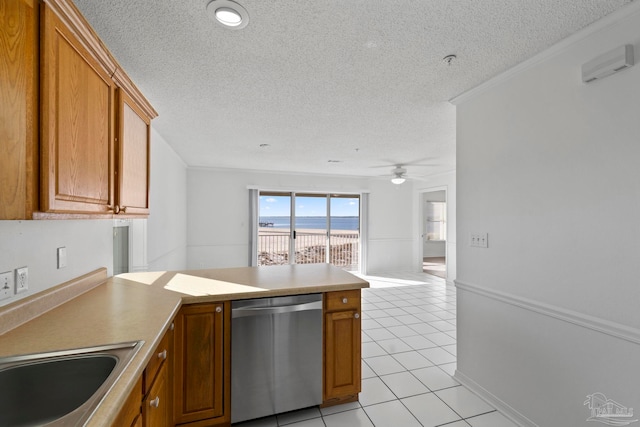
[{"left": 259, "top": 216, "right": 359, "bottom": 231}]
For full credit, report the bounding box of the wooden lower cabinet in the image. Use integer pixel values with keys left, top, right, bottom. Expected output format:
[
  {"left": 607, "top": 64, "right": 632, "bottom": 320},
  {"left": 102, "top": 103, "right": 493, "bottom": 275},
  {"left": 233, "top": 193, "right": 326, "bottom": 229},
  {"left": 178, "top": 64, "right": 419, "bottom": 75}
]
[
  {"left": 323, "top": 290, "right": 362, "bottom": 406},
  {"left": 174, "top": 302, "right": 230, "bottom": 426},
  {"left": 143, "top": 362, "right": 171, "bottom": 426},
  {"left": 111, "top": 376, "right": 142, "bottom": 427},
  {"left": 113, "top": 289, "right": 362, "bottom": 425},
  {"left": 142, "top": 325, "right": 173, "bottom": 426},
  {"left": 110, "top": 325, "right": 173, "bottom": 427}
]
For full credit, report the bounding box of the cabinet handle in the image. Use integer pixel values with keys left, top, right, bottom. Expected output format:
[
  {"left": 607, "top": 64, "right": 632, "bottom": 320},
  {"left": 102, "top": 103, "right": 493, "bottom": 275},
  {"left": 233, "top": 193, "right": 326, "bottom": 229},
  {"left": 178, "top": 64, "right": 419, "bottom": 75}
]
[
  {"left": 158, "top": 349, "right": 167, "bottom": 360},
  {"left": 215, "top": 306, "right": 222, "bottom": 313},
  {"left": 170, "top": 322, "right": 175, "bottom": 331},
  {"left": 114, "top": 205, "right": 120, "bottom": 214},
  {"left": 342, "top": 298, "right": 348, "bottom": 304},
  {"left": 121, "top": 206, "right": 127, "bottom": 213},
  {"left": 150, "top": 397, "right": 160, "bottom": 408},
  {"left": 354, "top": 313, "right": 360, "bottom": 319}
]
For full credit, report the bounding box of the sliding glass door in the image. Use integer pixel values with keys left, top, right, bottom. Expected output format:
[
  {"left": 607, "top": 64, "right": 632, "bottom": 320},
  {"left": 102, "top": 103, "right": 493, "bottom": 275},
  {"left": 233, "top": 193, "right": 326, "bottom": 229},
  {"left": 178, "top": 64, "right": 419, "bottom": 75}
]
[
  {"left": 257, "top": 192, "right": 360, "bottom": 271},
  {"left": 294, "top": 194, "right": 329, "bottom": 264},
  {"left": 329, "top": 195, "right": 360, "bottom": 270},
  {"left": 257, "top": 193, "right": 292, "bottom": 265}
]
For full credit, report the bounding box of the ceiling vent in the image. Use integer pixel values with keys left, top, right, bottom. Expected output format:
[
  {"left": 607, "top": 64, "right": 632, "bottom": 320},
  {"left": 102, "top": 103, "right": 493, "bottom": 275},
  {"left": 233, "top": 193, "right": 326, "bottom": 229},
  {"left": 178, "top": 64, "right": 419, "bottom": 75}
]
[{"left": 582, "top": 45, "right": 634, "bottom": 83}]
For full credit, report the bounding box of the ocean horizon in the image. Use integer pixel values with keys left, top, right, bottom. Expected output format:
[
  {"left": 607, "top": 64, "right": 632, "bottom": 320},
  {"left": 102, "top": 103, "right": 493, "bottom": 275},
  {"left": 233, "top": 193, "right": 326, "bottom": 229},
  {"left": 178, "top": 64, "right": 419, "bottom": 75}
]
[{"left": 259, "top": 216, "right": 359, "bottom": 231}]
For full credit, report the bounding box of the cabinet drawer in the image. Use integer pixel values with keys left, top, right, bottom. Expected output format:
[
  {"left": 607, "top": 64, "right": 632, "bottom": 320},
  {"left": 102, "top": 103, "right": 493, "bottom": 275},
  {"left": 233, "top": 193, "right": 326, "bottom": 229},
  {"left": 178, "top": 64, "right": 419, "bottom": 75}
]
[
  {"left": 325, "top": 290, "right": 361, "bottom": 312},
  {"left": 144, "top": 330, "right": 170, "bottom": 394}
]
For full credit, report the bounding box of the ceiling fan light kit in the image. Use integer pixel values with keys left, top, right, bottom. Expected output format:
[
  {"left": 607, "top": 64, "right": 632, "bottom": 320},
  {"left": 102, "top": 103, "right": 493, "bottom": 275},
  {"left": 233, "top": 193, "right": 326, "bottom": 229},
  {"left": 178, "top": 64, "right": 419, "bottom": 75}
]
[{"left": 391, "top": 165, "right": 407, "bottom": 184}]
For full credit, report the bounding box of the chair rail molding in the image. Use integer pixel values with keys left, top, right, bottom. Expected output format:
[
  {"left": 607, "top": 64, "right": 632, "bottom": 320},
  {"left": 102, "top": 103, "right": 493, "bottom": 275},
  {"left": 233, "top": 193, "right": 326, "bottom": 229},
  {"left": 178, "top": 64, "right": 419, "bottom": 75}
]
[{"left": 455, "top": 280, "right": 640, "bottom": 345}]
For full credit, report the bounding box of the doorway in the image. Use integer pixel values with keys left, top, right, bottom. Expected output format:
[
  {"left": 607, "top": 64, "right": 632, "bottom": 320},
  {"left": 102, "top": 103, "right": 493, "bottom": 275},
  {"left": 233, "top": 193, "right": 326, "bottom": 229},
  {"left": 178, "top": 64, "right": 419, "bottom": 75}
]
[
  {"left": 113, "top": 226, "right": 129, "bottom": 275},
  {"left": 422, "top": 190, "right": 446, "bottom": 278},
  {"left": 257, "top": 192, "right": 360, "bottom": 271}
]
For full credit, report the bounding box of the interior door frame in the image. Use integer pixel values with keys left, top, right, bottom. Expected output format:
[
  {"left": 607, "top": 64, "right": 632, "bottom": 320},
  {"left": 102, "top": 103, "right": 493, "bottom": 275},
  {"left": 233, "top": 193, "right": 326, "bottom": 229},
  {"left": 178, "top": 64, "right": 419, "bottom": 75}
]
[{"left": 417, "top": 186, "right": 448, "bottom": 276}]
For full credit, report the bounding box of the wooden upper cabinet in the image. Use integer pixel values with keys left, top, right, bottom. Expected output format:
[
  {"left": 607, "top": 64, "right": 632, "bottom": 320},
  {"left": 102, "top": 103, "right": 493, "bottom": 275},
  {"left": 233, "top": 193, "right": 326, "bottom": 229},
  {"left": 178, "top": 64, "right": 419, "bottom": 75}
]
[
  {"left": 0, "top": 0, "right": 157, "bottom": 219},
  {"left": 40, "top": 2, "right": 116, "bottom": 214},
  {"left": 0, "top": 0, "right": 38, "bottom": 219},
  {"left": 115, "top": 88, "right": 151, "bottom": 216}
]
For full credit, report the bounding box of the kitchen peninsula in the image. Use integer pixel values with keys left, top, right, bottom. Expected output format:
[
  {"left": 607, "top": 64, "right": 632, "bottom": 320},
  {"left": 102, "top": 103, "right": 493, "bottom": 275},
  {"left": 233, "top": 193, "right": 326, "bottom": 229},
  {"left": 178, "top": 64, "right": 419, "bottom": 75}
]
[{"left": 0, "top": 264, "right": 368, "bottom": 426}]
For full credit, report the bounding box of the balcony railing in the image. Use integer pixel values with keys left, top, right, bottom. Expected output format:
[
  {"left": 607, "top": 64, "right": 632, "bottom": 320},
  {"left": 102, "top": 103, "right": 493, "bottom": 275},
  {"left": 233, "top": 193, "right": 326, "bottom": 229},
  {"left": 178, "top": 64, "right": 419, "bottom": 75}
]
[{"left": 258, "top": 230, "right": 359, "bottom": 271}]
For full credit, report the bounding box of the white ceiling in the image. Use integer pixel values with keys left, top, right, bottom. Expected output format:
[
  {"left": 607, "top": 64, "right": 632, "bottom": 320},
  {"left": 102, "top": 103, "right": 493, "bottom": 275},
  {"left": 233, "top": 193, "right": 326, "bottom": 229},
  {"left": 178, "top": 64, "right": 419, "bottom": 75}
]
[{"left": 74, "top": 0, "right": 632, "bottom": 180}]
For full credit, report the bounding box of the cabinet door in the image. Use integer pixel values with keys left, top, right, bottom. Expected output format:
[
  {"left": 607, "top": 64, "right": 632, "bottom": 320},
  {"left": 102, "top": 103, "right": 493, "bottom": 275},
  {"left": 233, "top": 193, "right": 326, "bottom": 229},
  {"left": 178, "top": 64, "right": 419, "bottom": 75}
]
[
  {"left": 116, "top": 88, "right": 150, "bottom": 216},
  {"left": 0, "top": 0, "right": 38, "bottom": 219},
  {"left": 324, "top": 309, "right": 361, "bottom": 400},
  {"left": 143, "top": 362, "right": 170, "bottom": 427},
  {"left": 40, "top": 3, "right": 115, "bottom": 214},
  {"left": 174, "top": 303, "right": 229, "bottom": 425},
  {"left": 111, "top": 376, "right": 142, "bottom": 427}
]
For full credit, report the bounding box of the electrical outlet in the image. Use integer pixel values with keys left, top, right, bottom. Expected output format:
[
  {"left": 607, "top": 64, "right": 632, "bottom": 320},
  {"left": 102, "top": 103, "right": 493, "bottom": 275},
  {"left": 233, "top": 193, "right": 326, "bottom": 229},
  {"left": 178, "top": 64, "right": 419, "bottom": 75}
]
[
  {"left": 0, "top": 271, "right": 13, "bottom": 301},
  {"left": 15, "top": 267, "right": 28, "bottom": 294}
]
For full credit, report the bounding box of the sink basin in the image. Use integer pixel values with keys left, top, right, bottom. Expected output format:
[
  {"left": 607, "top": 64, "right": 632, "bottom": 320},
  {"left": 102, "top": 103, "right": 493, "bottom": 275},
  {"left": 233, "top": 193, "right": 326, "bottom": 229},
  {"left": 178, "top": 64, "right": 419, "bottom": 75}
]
[{"left": 0, "top": 341, "right": 144, "bottom": 426}]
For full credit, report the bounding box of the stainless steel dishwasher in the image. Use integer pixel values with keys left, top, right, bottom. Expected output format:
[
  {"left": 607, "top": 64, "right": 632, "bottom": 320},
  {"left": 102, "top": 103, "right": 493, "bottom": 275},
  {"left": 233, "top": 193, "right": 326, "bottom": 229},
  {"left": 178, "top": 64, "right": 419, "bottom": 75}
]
[{"left": 231, "top": 293, "right": 322, "bottom": 424}]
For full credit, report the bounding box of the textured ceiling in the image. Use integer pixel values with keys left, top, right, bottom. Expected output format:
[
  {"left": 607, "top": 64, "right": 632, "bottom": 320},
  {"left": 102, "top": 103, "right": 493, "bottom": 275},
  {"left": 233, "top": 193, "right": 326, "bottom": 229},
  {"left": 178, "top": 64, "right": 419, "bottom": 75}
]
[{"left": 74, "top": 0, "right": 632, "bottom": 179}]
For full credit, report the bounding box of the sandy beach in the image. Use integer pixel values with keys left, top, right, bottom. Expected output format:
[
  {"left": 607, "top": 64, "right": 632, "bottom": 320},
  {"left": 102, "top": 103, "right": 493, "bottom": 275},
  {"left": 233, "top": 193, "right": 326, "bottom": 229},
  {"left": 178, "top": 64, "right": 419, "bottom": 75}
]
[{"left": 258, "top": 227, "right": 359, "bottom": 268}]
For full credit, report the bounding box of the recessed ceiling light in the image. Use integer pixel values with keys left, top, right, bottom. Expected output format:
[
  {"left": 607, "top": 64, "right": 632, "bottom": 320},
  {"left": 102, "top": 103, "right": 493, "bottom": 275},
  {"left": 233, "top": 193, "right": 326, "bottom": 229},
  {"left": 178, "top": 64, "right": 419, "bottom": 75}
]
[{"left": 206, "top": 0, "right": 249, "bottom": 29}]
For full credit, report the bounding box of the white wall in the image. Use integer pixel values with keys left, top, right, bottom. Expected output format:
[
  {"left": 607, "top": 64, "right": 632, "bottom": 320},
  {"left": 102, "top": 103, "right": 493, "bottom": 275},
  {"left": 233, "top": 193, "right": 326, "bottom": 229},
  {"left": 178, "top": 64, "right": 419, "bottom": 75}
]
[
  {"left": 0, "top": 219, "right": 113, "bottom": 308},
  {"left": 423, "top": 241, "right": 445, "bottom": 258},
  {"left": 147, "top": 128, "right": 188, "bottom": 270},
  {"left": 366, "top": 179, "right": 415, "bottom": 273},
  {"left": 186, "top": 168, "right": 417, "bottom": 273},
  {"left": 414, "top": 171, "right": 457, "bottom": 283},
  {"left": 454, "top": 4, "right": 640, "bottom": 426},
  {"left": 0, "top": 127, "right": 187, "bottom": 308}
]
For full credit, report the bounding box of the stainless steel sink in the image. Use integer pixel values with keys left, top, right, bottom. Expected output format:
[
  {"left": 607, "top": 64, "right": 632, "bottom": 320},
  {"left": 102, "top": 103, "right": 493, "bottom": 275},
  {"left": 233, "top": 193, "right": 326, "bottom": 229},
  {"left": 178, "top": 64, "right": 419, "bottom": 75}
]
[{"left": 0, "top": 340, "right": 144, "bottom": 426}]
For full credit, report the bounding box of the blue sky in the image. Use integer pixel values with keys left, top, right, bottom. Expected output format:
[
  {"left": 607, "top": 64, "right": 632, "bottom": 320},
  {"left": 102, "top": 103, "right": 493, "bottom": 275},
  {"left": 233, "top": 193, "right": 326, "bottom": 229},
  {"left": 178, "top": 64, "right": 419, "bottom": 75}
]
[{"left": 259, "top": 196, "right": 359, "bottom": 217}]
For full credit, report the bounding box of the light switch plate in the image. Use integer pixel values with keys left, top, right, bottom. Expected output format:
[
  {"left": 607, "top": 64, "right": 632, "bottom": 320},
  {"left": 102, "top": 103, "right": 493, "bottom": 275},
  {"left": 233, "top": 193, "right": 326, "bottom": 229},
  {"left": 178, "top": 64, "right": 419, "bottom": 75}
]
[
  {"left": 57, "top": 247, "right": 67, "bottom": 269},
  {"left": 470, "top": 232, "right": 489, "bottom": 248}
]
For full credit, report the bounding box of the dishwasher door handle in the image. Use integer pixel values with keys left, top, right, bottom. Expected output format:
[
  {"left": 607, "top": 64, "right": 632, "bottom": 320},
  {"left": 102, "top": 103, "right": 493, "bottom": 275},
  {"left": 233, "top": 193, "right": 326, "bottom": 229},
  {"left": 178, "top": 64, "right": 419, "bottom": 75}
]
[{"left": 232, "top": 300, "right": 322, "bottom": 318}]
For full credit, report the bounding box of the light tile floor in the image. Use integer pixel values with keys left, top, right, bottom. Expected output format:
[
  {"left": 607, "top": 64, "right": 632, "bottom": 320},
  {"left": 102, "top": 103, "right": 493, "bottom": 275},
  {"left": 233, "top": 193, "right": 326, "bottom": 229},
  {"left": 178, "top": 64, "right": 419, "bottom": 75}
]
[{"left": 233, "top": 272, "right": 518, "bottom": 427}]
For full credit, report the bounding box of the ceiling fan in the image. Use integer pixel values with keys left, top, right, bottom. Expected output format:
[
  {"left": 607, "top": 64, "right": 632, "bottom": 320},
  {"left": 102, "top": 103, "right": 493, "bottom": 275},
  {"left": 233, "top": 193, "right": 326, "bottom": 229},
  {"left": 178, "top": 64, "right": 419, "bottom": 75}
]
[
  {"left": 371, "top": 158, "right": 439, "bottom": 184},
  {"left": 391, "top": 165, "right": 408, "bottom": 185}
]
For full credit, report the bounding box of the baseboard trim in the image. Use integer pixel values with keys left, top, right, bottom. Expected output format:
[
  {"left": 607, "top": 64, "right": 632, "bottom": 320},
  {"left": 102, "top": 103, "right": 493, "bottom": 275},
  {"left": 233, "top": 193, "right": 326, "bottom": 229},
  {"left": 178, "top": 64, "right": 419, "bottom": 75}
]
[
  {"left": 455, "top": 280, "right": 640, "bottom": 345},
  {"left": 454, "top": 370, "right": 537, "bottom": 427}
]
